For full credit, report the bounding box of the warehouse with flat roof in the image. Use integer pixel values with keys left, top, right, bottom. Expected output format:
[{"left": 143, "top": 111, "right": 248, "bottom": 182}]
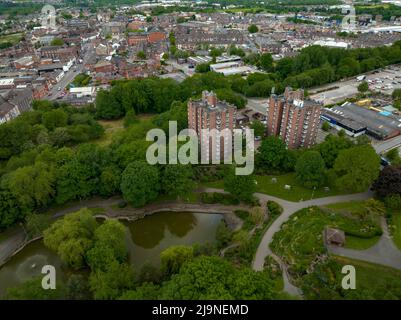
[{"left": 322, "top": 102, "right": 401, "bottom": 140}]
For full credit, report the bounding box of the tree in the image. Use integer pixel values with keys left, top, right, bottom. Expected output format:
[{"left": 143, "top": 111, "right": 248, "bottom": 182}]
[
  {"left": 259, "top": 53, "right": 273, "bottom": 71},
  {"left": 161, "top": 164, "right": 194, "bottom": 198},
  {"left": 209, "top": 47, "right": 224, "bottom": 58},
  {"left": 250, "top": 120, "right": 265, "bottom": 137},
  {"left": 322, "top": 121, "right": 330, "bottom": 132},
  {"left": 123, "top": 109, "right": 138, "bottom": 128},
  {"left": 0, "top": 189, "right": 24, "bottom": 230},
  {"left": 137, "top": 262, "right": 162, "bottom": 284},
  {"left": 216, "top": 220, "right": 233, "bottom": 249},
  {"left": 195, "top": 63, "right": 210, "bottom": 73},
  {"left": 358, "top": 81, "right": 369, "bottom": 93},
  {"left": 65, "top": 275, "right": 92, "bottom": 300},
  {"left": 256, "top": 136, "right": 294, "bottom": 172},
  {"left": 5, "top": 277, "right": 65, "bottom": 300},
  {"left": 99, "top": 166, "right": 121, "bottom": 197},
  {"left": 43, "top": 209, "right": 98, "bottom": 269},
  {"left": 248, "top": 24, "right": 259, "bottom": 33},
  {"left": 214, "top": 88, "right": 246, "bottom": 108},
  {"left": 5, "top": 162, "right": 56, "bottom": 209},
  {"left": 119, "top": 282, "right": 160, "bottom": 300},
  {"left": 25, "top": 213, "right": 51, "bottom": 238},
  {"left": 136, "top": 51, "right": 146, "bottom": 59},
  {"left": 245, "top": 80, "right": 275, "bottom": 97},
  {"left": 89, "top": 261, "right": 135, "bottom": 300},
  {"left": 87, "top": 219, "right": 128, "bottom": 271},
  {"left": 392, "top": 88, "right": 401, "bottom": 100},
  {"left": 95, "top": 90, "right": 124, "bottom": 119},
  {"left": 372, "top": 165, "right": 401, "bottom": 198},
  {"left": 160, "top": 245, "right": 194, "bottom": 276},
  {"left": 333, "top": 145, "right": 380, "bottom": 192},
  {"left": 42, "top": 109, "right": 68, "bottom": 131},
  {"left": 228, "top": 45, "right": 245, "bottom": 57},
  {"left": 295, "top": 151, "right": 327, "bottom": 188},
  {"left": 159, "top": 256, "right": 277, "bottom": 300},
  {"left": 266, "top": 200, "right": 283, "bottom": 217},
  {"left": 386, "top": 148, "right": 401, "bottom": 165},
  {"left": 384, "top": 194, "right": 401, "bottom": 210},
  {"left": 315, "top": 134, "right": 353, "bottom": 168},
  {"left": 223, "top": 167, "right": 256, "bottom": 202},
  {"left": 121, "top": 161, "right": 160, "bottom": 207},
  {"left": 50, "top": 38, "right": 64, "bottom": 46}
]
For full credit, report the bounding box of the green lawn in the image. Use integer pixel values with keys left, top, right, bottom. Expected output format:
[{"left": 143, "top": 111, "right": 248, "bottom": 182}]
[
  {"left": 388, "top": 212, "right": 401, "bottom": 251},
  {"left": 302, "top": 255, "right": 401, "bottom": 300},
  {"left": 0, "top": 33, "right": 23, "bottom": 45},
  {"left": 255, "top": 174, "right": 348, "bottom": 201},
  {"left": 325, "top": 200, "right": 368, "bottom": 212},
  {"left": 345, "top": 235, "right": 381, "bottom": 250},
  {"left": 95, "top": 119, "right": 125, "bottom": 146},
  {"left": 202, "top": 173, "right": 351, "bottom": 202}
]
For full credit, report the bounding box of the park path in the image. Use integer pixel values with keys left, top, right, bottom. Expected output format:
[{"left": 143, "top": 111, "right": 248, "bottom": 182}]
[
  {"left": 327, "top": 217, "right": 401, "bottom": 270},
  {"left": 251, "top": 190, "right": 375, "bottom": 271},
  {"left": 203, "top": 187, "right": 374, "bottom": 296}
]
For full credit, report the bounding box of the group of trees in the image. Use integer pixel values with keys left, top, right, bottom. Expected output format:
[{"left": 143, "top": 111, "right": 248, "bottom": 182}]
[
  {"left": 279, "top": 41, "right": 401, "bottom": 88},
  {"left": 95, "top": 73, "right": 248, "bottom": 120},
  {"left": 6, "top": 207, "right": 282, "bottom": 300},
  {"left": 0, "top": 101, "right": 103, "bottom": 161},
  {"left": 255, "top": 133, "right": 381, "bottom": 193}
]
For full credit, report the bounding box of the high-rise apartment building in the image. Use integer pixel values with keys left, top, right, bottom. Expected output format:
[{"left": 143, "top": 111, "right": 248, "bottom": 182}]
[
  {"left": 266, "top": 87, "right": 322, "bottom": 149},
  {"left": 188, "top": 91, "right": 237, "bottom": 162}
]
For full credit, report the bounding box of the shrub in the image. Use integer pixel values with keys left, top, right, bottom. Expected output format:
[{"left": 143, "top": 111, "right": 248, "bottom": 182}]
[
  {"left": 266, "top": 201, "right": 283, "bottom": 217},
  {"left": 200, "top": 192, "right": 239, "bottom": 205},
  {"left": 117, "top": 200, "right": 128, "bottom": 208},
  {"left": 385, "top": 194, "right": 401, "bottom": 211}
]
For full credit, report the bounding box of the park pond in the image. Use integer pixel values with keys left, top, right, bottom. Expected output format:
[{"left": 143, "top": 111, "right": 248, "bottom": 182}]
[{"left": 0, "top": 211, "right": 223, "bottom": 297}]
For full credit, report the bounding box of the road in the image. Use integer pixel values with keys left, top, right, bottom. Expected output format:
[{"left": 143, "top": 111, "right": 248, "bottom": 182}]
[
  {"left": 48, "top": 43, "right": 95, "bottom": 100},
  {"left": 246, "top": 97, "right": 268, "bottom": 115},
  {"left": 372, "top": 135, "right": 401, "bottom": 154}
]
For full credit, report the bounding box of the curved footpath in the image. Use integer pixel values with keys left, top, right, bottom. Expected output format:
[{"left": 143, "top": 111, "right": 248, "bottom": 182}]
[{"left": 204, "top": 188, "right": 375, "bottom": 297}]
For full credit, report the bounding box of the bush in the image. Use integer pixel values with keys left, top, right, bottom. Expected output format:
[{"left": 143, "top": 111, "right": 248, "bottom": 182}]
[
  {"left": 385, "top": 194, "right": 401, "bottom": 211},
  {"left": 200, "top": 192, "right": 240, "bottom": 205},
  {"left": 117, "top": 200, "right": 128, "bottom": 208},
  {"left": 266, "top": 201, "right": 283, "bottom": 217},
  {"left": 322, "top": 121, "right": 330, "bottom": 131},
  {"left": 216, "top": 221, "right": 233, "bottom": 249}
]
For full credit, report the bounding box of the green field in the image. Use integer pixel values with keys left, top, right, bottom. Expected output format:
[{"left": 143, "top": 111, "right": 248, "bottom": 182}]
[
  {"left": 202, "top": 173, "right": 350, "bottom": 202},
  {"left": 302, "top": 256, "right": 401, "bottom": 300},
  {"left": 0, "top": 33, "right": 23, "bottom": 45},
  {"left": 95, "top": 119, "right": 125, "bottom": 146}
]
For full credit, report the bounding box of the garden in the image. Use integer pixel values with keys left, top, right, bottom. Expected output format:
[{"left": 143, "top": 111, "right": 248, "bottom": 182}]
[{"left": 270, "top": 200, "right": 383, "bottom": 282}]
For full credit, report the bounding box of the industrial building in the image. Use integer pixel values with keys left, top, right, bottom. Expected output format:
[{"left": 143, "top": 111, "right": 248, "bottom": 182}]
[{"left": 321, "top": 102, "right": 401, "bottom": 140}]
